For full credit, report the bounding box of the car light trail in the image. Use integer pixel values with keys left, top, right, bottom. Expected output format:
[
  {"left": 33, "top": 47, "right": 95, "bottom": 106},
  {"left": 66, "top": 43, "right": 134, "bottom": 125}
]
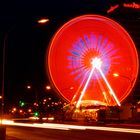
[
  {"left": 2, "top": 120, "right": 140, "bottom": 134},
  {"left": 86, "top": 125, "right": 140, "bottom": 134}
]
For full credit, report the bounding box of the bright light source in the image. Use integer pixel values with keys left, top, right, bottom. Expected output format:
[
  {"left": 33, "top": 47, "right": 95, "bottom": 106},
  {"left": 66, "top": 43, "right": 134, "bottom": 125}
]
[
  {"left": 33, "top": 102, "right": 38, "bottom": 106},
  {"left": 29, "top": 117, "right": 39, "bottom": 120},
  {"left": 48, "top": 97, "right": 51, "bottom": 100},
  {"left": 76, "top": 65, "right": 95, "bottom": 108},
  {"left": 91, "top": 57, "right": 102, "bottom": 68},
  {"left": 2, "top": 119, "right": 14, "bottom": 125},
  {"left": 0, "top": 95, "right": 2, "bottom": 99},
  {"left": 38, "top": 18, "right": 49, "bottom": 24},
  {"left": 27, "top": 85, "right": 31, "bottom": 89},
  {"left": 19, "top": 110, "right": 23, "bottom": 113},
  {"left": 138, "top": 101, "right": 140, "bottom": 104},
  {"left": 13, "top": 108, "right": 17, "bottom": 112},
  {"left": 19, "top": 101, "right": 25, "bottom": 107},
  {"left": 76, "top": 57, "right": 103, "bottom": 108},
  {"left": 46, "top": 85, "right": 51, "bottom": 90},
  {"left": 48, "top": 117, "right": 54, "bottom": 121},
  {"left": 3, "top": 121, "right": 140, "bottom": 133},
  {"left": 98, "top": 68, "right": 121, "bottom": 106},
  {"left": 113, "top": 73, "right": 119, "bottom": 77},
  {"left": 28, "top": 109, "right": 32, "bottom": 113},
  {"left": 76, "top": 56, "right": 121, "bottom": 107},
  {"left": 70, "top": 86, "right": 74, "bottom": 90},
  {"left": 34, "top": 112, "right": 39, "bottom": 117}
]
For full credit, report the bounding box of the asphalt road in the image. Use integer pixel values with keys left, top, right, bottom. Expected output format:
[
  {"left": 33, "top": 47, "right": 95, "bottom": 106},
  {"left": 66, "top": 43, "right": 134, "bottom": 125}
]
[{"left": 6, "top": 125, "right": 140, "bottom": 140}]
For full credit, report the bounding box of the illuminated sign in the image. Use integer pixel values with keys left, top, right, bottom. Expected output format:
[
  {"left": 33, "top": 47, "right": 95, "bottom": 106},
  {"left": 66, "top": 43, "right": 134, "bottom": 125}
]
[
  {"left": 123, "top": 2, "right": 140, "bottom": 9},
  {"left": 107, "top": 2, "right": 140, "bottom": 13},
  {"left": 107, "top": 4, "right": 119, "bottom": 13}
]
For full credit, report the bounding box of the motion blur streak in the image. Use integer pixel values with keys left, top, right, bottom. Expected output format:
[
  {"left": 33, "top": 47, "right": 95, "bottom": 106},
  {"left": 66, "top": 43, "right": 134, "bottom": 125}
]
[
  {"left": 98, "top": 68, "right": 121, "bottom": 106},
  {"left": 2, "top": 120, "right": 140, "bottom": 134},
  {"left": 76, "top": 66, "right": 95, "bottom": 108}
]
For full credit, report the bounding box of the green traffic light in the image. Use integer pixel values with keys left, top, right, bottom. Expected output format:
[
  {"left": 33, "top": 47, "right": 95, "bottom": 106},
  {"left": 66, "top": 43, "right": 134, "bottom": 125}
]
[
  {"left": 19, "top": 101, "right": 25, "bottom": 107},
  {"left": 34, "top": 112, "right": 39, "bottom": 117}
]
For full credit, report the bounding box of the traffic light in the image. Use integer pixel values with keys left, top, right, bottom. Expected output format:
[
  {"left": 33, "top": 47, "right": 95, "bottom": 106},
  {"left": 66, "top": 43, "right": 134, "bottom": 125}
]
[
  {"left": 19, "top": 101, "right": 25, "bottom": 107},
  {"left": 34, "top": 111, "right": 39, "bottom": 117}
]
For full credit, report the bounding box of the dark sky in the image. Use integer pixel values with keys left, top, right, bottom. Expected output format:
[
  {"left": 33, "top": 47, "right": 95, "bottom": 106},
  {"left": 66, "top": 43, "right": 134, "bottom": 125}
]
[{"left": 0, "top": 0, "right": 140, "bottom": 106}]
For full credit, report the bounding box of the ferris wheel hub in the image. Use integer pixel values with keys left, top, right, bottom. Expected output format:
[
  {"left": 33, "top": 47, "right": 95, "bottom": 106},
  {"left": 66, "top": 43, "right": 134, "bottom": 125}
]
[{"left": 91, "top": 57, "right": 102, "bottom": 69}]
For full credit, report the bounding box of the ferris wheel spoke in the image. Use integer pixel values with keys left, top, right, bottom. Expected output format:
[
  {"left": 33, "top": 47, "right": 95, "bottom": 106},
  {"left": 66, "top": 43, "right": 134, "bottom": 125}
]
[
  {"left": 95, "top": 73, "right": 110, "bottom": 105},
  {"left": 76, "top": 66, "right": 95, "bottom": 108},
  {"left": 71, "top": 71, "right": 89, "bottom": 103},
  {"left": 97, "top": 68, "right": 121, "bottom": 106}
]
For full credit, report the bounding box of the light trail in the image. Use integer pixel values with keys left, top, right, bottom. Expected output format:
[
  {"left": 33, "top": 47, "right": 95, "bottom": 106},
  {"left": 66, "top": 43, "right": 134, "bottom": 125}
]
[
  {"left": 102, "top": 91, "right": 109, "bottom": 105},
  {"left": 97, "top": 68, "right": 121, "bottom": 106},
  {"left": 86, "top": 125, "right": 140, "bottom": 134},
  {"left": 2, "top": 120, "right": 140, "bottom": 134},
  {"left": 76, "top": 57, "right": 121, "bottom": 107},
  {"left": 95, "top": 73, "right": 109, "bottom": 105},
  {"left": 71, "top": 71, "right": 89, "bottom": 104},
  {"left": 76, "top": 66, "right": 95, "bottom": 108}
]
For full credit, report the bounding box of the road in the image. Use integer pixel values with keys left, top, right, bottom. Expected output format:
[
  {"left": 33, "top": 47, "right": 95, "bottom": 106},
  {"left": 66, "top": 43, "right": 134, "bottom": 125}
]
[{"left": 6, "top": 125, "right": 140, "bottom": 140}]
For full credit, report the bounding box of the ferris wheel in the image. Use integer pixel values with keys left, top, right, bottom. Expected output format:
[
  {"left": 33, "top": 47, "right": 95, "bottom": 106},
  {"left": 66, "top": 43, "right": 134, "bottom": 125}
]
[{"left": 47, "top": 15, "right": 139, "bottom": 108}]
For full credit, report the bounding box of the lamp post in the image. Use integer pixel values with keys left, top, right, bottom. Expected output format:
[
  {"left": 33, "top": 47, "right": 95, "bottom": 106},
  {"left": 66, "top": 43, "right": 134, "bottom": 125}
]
[
  {"left": 1, "top": 27, "right": 9, "bottom": 119},
  {"left": 46, "top": 85, "right": 51, "bottom": 90},
  {"left": 0, "top": 24, "right": 11, "bottom": 140},
  {"left": 1, "top": 24, "right": 16, "bottom": 119},
  {"left": 1, "top": 17, "right": 49, "bottom": 120},
  {"left": 37, "top": 18, "right": 49, "bottom": 24},
  {"left": 113, "top": 73, "right": 134, "bottom": 86}
]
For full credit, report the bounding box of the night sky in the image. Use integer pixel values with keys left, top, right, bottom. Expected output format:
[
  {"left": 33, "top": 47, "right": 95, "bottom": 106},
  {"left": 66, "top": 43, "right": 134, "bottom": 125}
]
[{"left": 0, "top": 0, "right": 140, "bottom": 108}]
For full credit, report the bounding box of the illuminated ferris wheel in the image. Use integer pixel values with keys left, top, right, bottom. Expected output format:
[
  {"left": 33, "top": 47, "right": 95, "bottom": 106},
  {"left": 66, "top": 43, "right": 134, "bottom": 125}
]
[{"left": 47, "top": 15, "right": 139, "bottom": 108}]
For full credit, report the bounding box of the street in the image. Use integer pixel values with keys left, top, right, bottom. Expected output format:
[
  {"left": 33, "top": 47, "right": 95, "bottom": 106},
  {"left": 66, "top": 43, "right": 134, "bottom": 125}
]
[{"left": 6, "top": 124, "right": 140, "bottom": 140}]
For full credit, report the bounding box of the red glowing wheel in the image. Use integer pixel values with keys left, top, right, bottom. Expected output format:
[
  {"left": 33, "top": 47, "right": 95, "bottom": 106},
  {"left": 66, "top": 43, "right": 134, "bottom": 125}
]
[{"left": 47, "top": 15, "right": 139, "bottom": 107}]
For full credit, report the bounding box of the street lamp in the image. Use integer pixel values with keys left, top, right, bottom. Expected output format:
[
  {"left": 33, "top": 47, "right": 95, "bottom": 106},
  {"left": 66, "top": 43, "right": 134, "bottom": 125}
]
[
  {"left": 1, "top": 26, "right": 10, "bottom": 119},
  {"left": 113, "top": 72, "right": 133, "bottom": 85},
  {"left": 0, "top": 23, "right": 17, "bottom": 140},
  {"left": 46, "top": 85, "right": 51, "bottom": 90},
  {"left": 27, "top": 85, "right": 31, "bottom": 89},
  {"left": 0, "top": 18, "right": 50, "bottom": 139},
  {"left": 37, "top": 18, "right": 49, "bottom": 24}
]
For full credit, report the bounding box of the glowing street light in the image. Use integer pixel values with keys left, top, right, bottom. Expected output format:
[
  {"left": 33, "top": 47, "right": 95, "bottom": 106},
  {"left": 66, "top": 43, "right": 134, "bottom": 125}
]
[
  {"left": 46, "top": 85, "right": 51, "bottom": 90},
  {"left": 48, "top": 97, "right": 51, "bottom": 100},
  {"left": 0, "top": 96, "right": 2, "bottom": 99},
  {"left": 12, "top": 108, "right": 17, "bottom": 112},
  {"left": 37, "top": 18, "right": 49, "bottom": 24},
  {"left": 113, "top": 73, "right": 119, "bottom": 77},
  {"left": 28, "top": 109, "right": 32, "bottom": 113},
  {"left": 19, "top": 110, "right": 23, "bottom": 113},
  {"left": 113, "top": 72, "right": 132, "bottom": 85},
  {"left": 27, "top": 85, "right": 31, "bottom": 89}
]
